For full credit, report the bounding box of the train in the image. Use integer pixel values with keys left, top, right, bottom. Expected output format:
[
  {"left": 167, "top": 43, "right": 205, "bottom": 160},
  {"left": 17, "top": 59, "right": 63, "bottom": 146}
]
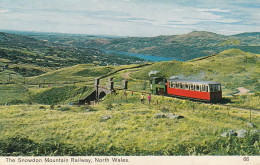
[{"left": 150, "top": 77, "right": 222, "bottom": 102}]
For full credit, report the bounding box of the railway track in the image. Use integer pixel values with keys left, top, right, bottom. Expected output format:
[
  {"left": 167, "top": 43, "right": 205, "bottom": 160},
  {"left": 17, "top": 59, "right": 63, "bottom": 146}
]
[
  {"left": 117, "top": 88, "right": 259, "bottom": 112},
  {"left": 79, "top": 62, "right": 258, "bottom": 113},
  {"left": 210, "top": 103, "right": 260, "bottom": 112},
  {"left": 163, "top": 94, "right": 260, "bottom": 112}
]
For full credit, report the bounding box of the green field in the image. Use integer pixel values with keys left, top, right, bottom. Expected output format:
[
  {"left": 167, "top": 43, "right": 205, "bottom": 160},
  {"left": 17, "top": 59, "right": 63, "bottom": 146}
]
[{"left": 0, "top": 91, "right": 259, "bottom": 156}]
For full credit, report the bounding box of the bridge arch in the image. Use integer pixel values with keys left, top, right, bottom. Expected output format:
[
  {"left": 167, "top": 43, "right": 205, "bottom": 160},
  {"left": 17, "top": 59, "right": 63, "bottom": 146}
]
[
  {"left": 99, "top": 91, "right": 106, "bottom": 100},
  {"left": 79, "top": 77, "right": 128, "bottom": 104}
]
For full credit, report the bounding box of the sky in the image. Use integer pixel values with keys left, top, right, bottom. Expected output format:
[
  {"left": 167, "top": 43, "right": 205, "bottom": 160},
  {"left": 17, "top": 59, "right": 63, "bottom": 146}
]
[{"left": 0, "top": 0, "right": 260, "bottom": 37}]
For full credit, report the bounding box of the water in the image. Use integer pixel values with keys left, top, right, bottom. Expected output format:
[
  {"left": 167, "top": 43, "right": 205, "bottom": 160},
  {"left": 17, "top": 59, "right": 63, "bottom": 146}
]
[{"left": 104, "top": 50, "right": 183, "bottom": 62}]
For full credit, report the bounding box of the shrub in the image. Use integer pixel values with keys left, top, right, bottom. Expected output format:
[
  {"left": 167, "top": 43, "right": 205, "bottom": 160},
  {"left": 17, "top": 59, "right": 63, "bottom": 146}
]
[
  {"left": 160, "top": 106, "right": 170, "bottom": 113},
  {"left": 50, "top": 104, "right": 55, "bottom": 109},
  {"left": 0, "top": 136, "right": 78, "bottom": 156},
  {"left": 106, "top": 103, "right": 113, "bottom": 110},
  {"left": 8, "top": 99, "right": 23, "bottom": 105},
  {"left": 59, "top": 106, "right": 71, "bottom": 111},
  {"left": 39, "top": 106, "right": 46, "bottom": 109}
]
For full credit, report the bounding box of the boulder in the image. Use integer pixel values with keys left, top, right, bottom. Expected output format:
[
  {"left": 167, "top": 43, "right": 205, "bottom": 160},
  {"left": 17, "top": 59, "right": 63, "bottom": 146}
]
[
  {"left": 154, "top": 113, "right": 167, "bottom": 118},
  {"left": 101, "top": 115, "right": 113, "bottom": 121},
  {"left": 247, "top": 122, "right": 257, "bottom": 128},
  {"left": 167, "top": 113, "right": 184, "bottom": 120},
  {"left": 154, "top": 113, "right": 184, "bottom": 119},
  {"left": 237, "top": 129, "right": 247, "bottom": 138},
  {"left": 221, "top": 130, "right": 237, "bottom": 137},
  {"left": 250, "top": 129, "right": 260, "bottom": 135}
]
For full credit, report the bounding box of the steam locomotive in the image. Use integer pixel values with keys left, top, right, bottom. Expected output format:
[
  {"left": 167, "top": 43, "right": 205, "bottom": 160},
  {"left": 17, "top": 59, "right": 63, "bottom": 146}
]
[{"left": 150, "top": 77, "right": 222, "bottom": 102}]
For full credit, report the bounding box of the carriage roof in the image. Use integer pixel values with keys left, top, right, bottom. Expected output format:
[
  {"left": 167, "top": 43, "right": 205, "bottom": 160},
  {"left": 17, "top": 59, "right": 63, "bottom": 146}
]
[{"left": 168, "top": 78, "right": 220, "bottom": 85}]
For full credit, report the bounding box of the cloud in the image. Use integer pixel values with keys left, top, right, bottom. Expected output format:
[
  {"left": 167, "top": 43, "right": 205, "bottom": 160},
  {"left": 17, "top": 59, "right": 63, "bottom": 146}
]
[
  {"left": 0, "top": 9, "right": 9, "bottom": 14},
  {"left": 0, "top": 0, "right": 259, "bottom": 36},
  {"left": 197, "top": 8, "right": 231, "bottom": 13}
]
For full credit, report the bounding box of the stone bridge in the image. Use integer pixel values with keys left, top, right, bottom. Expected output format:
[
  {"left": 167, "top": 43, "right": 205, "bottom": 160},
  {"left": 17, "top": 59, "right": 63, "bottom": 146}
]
[
  {"left": 95, "top": 77, "right": 114, "bottom": 101},
  {"left": 79, "top": 78, "right": 128, "bottom": 105}
]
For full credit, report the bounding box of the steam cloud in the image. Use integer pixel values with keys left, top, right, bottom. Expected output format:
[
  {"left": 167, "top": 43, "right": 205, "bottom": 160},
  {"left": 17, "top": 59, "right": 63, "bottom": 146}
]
[{"left": 149, "top": 70, "right": 159, "bottom": 77}]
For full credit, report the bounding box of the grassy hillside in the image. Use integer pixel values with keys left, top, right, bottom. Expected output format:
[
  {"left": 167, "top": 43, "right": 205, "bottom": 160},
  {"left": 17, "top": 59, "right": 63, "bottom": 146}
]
[
  {"left": 0, "top": 63, "right": 147, "bottom": 105},
  {"left": 1, "top": 49, "right": 258, "bottom": 106},
  {"left": 0, "top": 92, "right": 259, "bottom": 156},
  {"left": 132, "top": 49, "right": 260, "bottom": 95},
  {"left": 0, "top": 47, "right": 259, "bottom": 156},
  {"left": 0, "top": 32, "right": 146, "bottom": 77}
]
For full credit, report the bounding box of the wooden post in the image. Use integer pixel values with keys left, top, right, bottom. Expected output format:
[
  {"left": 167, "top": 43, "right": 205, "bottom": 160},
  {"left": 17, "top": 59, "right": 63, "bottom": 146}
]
[
  {"left": 250, "top": 108, "right": 252, "bottom": 123},
  {"left": 43, "top": 79, "right": 45, "bottom": 88}
]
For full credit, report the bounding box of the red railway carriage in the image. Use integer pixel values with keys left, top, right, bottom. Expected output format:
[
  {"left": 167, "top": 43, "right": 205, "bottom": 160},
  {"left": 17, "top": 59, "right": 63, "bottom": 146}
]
[{"left": 167, "top": 78, "right": 222, "bottom": 102}]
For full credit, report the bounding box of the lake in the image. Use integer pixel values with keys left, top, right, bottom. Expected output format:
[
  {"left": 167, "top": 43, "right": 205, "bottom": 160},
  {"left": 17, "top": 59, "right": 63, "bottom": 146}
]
[{"left": 104, "top": 50, "right": 183, "bottom": 62}]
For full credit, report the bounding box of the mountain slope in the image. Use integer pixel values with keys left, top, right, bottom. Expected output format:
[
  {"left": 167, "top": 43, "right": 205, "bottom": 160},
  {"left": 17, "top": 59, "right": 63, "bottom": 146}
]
[
  {"left": 131, "top": 49, "right": 260, "bottom": 95},
  {"left": 20, "top": 30, "right": 260, "bottom": 61},
  {"left": 0, "top": 32, "right": 146, "bottom": 77},
  {"left": 97, "top": 31, "right": 260, "bottom": 61}
]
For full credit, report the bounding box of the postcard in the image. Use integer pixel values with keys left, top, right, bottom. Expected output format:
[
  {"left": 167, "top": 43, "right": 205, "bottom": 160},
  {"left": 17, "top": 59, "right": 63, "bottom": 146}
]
[{"left": 0, "top": 0, "right": 259, "bottom": 165}]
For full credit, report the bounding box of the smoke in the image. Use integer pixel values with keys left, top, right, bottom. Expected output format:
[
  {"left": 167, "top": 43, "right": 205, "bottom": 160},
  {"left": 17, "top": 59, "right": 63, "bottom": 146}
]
[
  {"left": 169, "top": 74, "right": 185, "bottom": 80},
  {"left": 169, "top": 76, "right": 179, "bottom": 79},
  {"left": 148, "top": 70, "right": 159, "bottom": 77}
]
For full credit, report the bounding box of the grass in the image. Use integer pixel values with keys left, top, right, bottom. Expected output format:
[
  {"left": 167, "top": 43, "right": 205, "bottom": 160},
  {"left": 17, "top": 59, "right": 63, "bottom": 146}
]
[
  {"left": 132, "top": 49, "right": 260, "bottom": 95},
  {"left": 0, "top": 85, "right": 30, "bottom": 104},
  {"left": 0, "top": 91, "right": 259, "bottom": 155},
  {"left": 229, "top": 93, "right": 260, "bottom": 109}
]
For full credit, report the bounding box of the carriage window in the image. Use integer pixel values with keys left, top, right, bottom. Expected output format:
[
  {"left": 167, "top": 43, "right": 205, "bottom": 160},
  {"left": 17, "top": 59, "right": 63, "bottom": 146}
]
[
  {"left": 176, "top": 83, "right": 179, "bottom": 88},
  {"left": 210, "top": 85, "right": 220, "bottom": 92},
  {"left": 185, "top": 84, "right": 189, "bottom": 90},
  {"left": 172, "top": 82, "right": 176, "bottom": 88},
  {"left": 201, "top": 85, "right": 208, "bottom": 92},
  {"left": 170, "top": 82, "right": 174, "bottom": 88},
  {"left": 206, "top": 86, "right": 209, "bottom": 92},
  {"left": 217, "top": 84, "right": 221, "bottom": 91},
  {"left": 190, "top": 84, "right": 194, "bottom": 90},
  {"left": 180, "top": 83, "right": 184, "bottom": 89},
  {"left": 196, "top": 85, "right": 200, "bottom": 91},
  {"left": 210, "top": 85, "right": 213, "bottom": 92},
  {"left": 201, "top": 85, "right": 205, "bottom": 91}
]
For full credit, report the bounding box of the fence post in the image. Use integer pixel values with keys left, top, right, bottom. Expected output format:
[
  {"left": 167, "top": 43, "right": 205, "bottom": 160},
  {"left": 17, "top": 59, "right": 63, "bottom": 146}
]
[{"left": 250, "top": 108, "right": 252, "bottom": 123}]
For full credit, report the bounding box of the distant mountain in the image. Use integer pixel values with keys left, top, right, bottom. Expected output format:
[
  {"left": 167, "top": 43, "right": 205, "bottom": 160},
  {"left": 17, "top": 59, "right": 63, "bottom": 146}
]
[
  {"left": 91, "top": 31, "right": 260, "bottom": 61},
  {"left": 0, "top": 32, "right": 145, "bottom": 76},
  {"left": 232, "top": 32, "right": 260, "bottom": 37},
  {"left": 17, "top": 30, "right": 260, "bottom": 61}
]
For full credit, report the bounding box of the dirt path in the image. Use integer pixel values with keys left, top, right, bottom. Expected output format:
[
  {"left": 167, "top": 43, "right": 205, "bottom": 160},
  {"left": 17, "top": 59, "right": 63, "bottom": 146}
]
[{"left": 234, "top": 87, "right": 250, "bottom": 95}]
